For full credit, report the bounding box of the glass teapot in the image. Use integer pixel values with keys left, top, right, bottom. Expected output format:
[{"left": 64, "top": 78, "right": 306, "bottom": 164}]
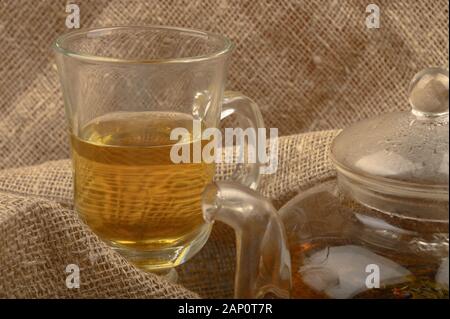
[{"left": 202, "top": 68, "right": 449, "bottom": 299}]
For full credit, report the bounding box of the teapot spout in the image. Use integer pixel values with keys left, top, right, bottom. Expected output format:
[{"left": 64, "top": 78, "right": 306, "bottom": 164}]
[{"left": 202, "top": 181, "right": 291, "bottom": 299}]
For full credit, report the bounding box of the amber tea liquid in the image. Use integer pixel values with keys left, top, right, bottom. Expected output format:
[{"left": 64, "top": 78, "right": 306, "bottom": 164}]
[{"left": 71, "top": 112, "right": 215, "bottom": 270}]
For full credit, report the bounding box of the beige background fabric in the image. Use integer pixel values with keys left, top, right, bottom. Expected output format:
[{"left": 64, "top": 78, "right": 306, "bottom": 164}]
[
  {"left": 0, "top": 0, "right": 448, "bottom": 298},
  {"left": 0, "top": 131, "right": 338, "bottom": 298},
  {"left": 0, "top": 192, "right": 199, "bottom": 298},
  {"left": 0, "top": 0, "right": 448, "bottom": 170}
]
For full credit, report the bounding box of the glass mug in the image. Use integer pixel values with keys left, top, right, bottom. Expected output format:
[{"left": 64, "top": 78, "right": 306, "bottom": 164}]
[{"left": 53, "top": 26, "right": 264, "bottom": 272}]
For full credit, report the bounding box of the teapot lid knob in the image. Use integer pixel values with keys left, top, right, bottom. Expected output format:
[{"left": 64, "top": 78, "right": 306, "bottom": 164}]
[{"left": 408, "top": 67, "right": 449, "bottom": 117}]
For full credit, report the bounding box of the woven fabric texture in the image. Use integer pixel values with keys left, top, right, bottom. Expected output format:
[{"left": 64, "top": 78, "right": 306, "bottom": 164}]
[
  {"left": 0, "top": 131, "right": 338, "bottom": 298},
  {"left": 0, "top": 0, "right": 448, "bottom": 170},
  {"left": 0, "top": 0, "right": 448, "bottom": 298}
]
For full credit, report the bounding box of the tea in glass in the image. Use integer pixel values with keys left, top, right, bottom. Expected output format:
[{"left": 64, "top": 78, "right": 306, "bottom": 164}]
[{"left": 71, "top": 112, "right": 215, "bottom": 269}]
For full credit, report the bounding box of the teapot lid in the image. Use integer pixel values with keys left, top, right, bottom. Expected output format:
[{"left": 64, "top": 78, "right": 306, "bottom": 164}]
[{"left": 331, "top": 68, "right": 448, "bottom": 220}]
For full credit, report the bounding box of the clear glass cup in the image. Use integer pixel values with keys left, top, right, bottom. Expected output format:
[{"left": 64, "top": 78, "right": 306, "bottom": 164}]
[{"left": 53, "top": 26, "right": 264, "bottom": 272}]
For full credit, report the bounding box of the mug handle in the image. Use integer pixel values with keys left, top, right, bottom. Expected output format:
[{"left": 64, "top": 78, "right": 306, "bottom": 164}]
[
  {"left": 208, "top": 91, "right": 291, "bottom": 298},
  {"left": 219, "top": 91, "right": 265, "bottom": 190}
]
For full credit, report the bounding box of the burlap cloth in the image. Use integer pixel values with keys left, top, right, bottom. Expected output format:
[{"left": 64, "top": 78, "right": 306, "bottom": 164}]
[
  {"left": 0, "top": 131, "right": 338, "bottom": 298},
  {"left": 0, "top": 0, "right": 448, "bottom": 170},
  {"left": 0, "top": 0, "right": 448, "bottom": 298}
]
